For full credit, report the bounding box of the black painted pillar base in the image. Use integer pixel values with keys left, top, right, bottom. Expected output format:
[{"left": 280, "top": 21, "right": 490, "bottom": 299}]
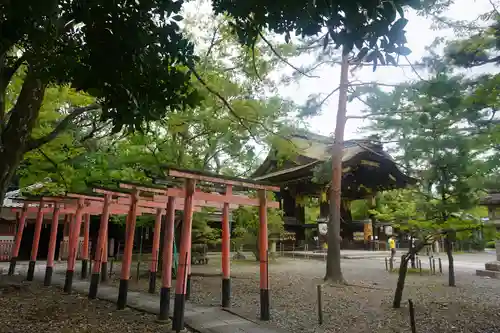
[
  {"left": 172, "top": 293, "right": 186, "bottom": 332},
  {"left": 8, "top": 257, "right": 17, "bottom": 276},
  {"left": 117, "top": 278, "right": 128, "bottom": 310},
  {"left": 101, "top": 262, "right": 108, "bottom": 282},
  {"left": 44, "top": 266, "right": 53, "bottom": 286},
  {"left": 88, "top": 273, "right": 100, "bottom": 299},
  {"left": 148, "top": 271, "right": 157, "bottom": 294},
  {"left": 81, "top": 259, "right": 88, "bottom": 279},
  {"left": 260, "top": 289, "right": 270, "bottom": 321},
  {"left": 63, "top": 270, "right": 74, "bottom": 293},
  {"left": 222, "top": 278, "right": 231, "bottom": 308},
  {"left": 158, "top": 287, "right": 170, "bottom": 321},
  {"left": 26, "top": 260, "right": 36, "bottom": 281},
  {"left": 185, "top": 274, "right": 191, "bottom": 300}
]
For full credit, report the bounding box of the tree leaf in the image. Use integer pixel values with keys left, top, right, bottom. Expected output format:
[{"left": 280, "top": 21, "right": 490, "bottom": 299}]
[
  {"left": 391, "top": 18, "right": 409, "bottom": 33},
  {"left": 386, "top": 53, "right": 397, "bottom": 66},
  {"left": 356, "top": 47, "right": 369, "bottom": 61},
  {"left": 377, "top": 51, "right": 386, "bottom": 66},
  {"left": 366, "top": 50, "right": 377, "bottom": 62},
  {"left": 397, "top": 46, "right": 412, "bottom": 56}
]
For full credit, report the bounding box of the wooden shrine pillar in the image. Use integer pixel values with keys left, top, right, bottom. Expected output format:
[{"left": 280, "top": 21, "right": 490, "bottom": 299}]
[
  {"left": 89, "top": 194, "right": 111, "bottom": 299},
  {"left": 9, "top": 204, "right": 28, "bottom": 275},
  {"left": 295, "top": 204, "right": 306, "bottom": 242},
  {"left": 148, "top": 208, "right": 163, "bottom": 294},
  {"left": 221, "top": 185, "right": 232, "bottom": 308},
  {"left": 81, "top": 214, "right": 91, "bottom": 279},
  {"left": 44, "top": 205, "right": 61, "bottom": 286},
  {"left": 27, "top": 200, "right": 45, "bottom": 281},
  {"left": 259, "top": 189, "right": 270, "bottom": 321},
  {"left": 158, "top": 196, "right": 176, "bottom": 322},
  {"left": 282, "top": 188, "right": 305, "bottom": 243},
  {"left": 172, "top": 179, "right": 196, "bottom": 332},
  {"left": 101, "top": 227, "right": 108, "bottom": 282},
  {"left": 117, "top": 190, "right": 139, "bottom": 310},
  {"left": 64, "top": 199, "right": 85, "bottom": 292},
  {"left": 58, "top": 216, "right": 70, "bottom": 262}
]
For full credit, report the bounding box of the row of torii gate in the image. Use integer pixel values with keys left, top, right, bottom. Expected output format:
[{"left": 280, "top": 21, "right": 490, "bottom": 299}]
[{"left": 6, "top": 167, "right": 279, "bottom": 331}]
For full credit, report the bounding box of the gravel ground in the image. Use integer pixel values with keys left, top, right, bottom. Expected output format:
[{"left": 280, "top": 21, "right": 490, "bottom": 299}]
[
  {"left": 0, "top": 275, "right": 184, "bottom": 333},
  {"left": 108, "top": 255, "right": 500, "bottom": 333}
]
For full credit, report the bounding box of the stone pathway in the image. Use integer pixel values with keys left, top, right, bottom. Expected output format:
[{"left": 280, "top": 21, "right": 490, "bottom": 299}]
[
  {"left": 12, "top": 264, "right": 287, "bottom": 333},
  {"left": 286, "top": 250, "right": 389, "bottom": 260}
]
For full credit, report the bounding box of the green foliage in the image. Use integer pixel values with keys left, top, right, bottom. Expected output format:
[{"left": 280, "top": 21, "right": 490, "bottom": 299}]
[
  {"left": 355, "top": 31, "right": 500, "bottom": 237},
  {"left": 305, "top": 199, "right": 320, "bottom": 224},
  {"left": 486, "top": 240, "right": 496, "bottom": 249},
  {"left": 15, "top": 15, "right": 297, "bottom": 194},
  {"left": 443, "top": 12, "right": 500, "bottom": 68},
  {"left": 191, "top": 211, "right": 221, "bottom": 246},
  {"left": 212, "top": 0, "right": 437, "bottom": 68},
  {"left": 350, "top": 200, "right": 371, "bottom": 220},
  {"left": 231, "top": 192, "right": 284, "bottom": 253},
  {"left": 370, "top": 190, "right": 418, "bottom": 223},
  {"left": 361, "top": 70, "right": 496, "bottom": 225},
  {"left": 1, "top": 0, "right": 200, "bottom": 131}
]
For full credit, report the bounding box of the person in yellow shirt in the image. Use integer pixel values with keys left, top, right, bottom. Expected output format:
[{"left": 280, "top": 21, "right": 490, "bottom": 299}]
[{"left": 389, "top": 235, "right": 396, "bottom": 262}]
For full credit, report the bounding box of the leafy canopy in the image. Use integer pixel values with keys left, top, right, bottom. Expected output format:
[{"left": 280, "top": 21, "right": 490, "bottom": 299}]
[
  {"left": 213, "top": 0, "right": 433, "bottom": 66},
  {"left": 1, "top": 0, "right": 200, "bottom": 131}
]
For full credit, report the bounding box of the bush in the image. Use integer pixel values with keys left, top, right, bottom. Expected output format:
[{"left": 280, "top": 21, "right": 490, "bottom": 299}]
[{"left": 486, "top": 241, "right": 496, "bottom": 249}]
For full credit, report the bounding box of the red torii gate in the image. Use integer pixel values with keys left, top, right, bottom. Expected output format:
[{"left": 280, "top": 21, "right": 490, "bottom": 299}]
[
  {"left": 96, "top": 169, "right": 279, "bottom": 329},
  {"left": 6, "top": 168, "right": 279, "bottom": 331},
  {"left": 158, "top": 167, "right": 279, "bottom": 331},
  {"left": 8, "top": 193, "right": 161, "bottom": 286},
  {"left": 88, "top": 184, "right": 231, "bottom": 304}
]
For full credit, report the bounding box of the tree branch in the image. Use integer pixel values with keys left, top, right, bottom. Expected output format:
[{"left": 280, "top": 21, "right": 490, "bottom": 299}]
[
  {"left": 258, "top": 31, "right": 319, "bottom": 78},
  {"left": 348, "top": 81, "right": 405, "bottom": 88},
  {"left": 26, "top": 103, "right": 100, "bottom": 151},
  {"left": 251, "top": 36, "right": 264, "bottom": 82},
  {"left": 468, "top": 54, "right": 500, "bottom": 67},
  {"left": 4, "top": 54, "right": 27, "bottom": 84},
  {"left": 37, "top": 147, "right": 69, "bottom": 191},
  {"left": 189, "top": 66, "right": 258, "bottom": 139},
  {"left": 204, "top": 25, "right": 220, "bottom": 67},
  {"left": 317, "top": 86, "right": 341, "bottom": 108},
  {"left": 188, "top": 66, "right": 300, "bottom": 151}
]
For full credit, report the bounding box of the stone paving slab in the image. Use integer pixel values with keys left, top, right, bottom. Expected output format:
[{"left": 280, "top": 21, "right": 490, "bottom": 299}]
[{"left": 24, "top": 269, "right": 287, "bottom": 333}]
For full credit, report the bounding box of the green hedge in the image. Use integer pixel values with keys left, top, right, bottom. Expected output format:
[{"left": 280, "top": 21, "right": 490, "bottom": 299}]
[{"left": 486, "top": 241, "right": 496, "bottom": 249}]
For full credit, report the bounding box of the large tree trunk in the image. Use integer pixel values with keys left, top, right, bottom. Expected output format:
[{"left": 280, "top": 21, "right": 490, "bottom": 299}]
[
  {"left": 0, "top": 71, "right": 46, "bottom": 204},
  {"left": 444, "top": 234, "right": 455, "bottom": 287},
  {"left": 325, "top": 51, "right": 349, "bottom": 284}
]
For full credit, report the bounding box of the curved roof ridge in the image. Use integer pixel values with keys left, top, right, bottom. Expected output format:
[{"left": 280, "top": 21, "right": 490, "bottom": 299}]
[{"left": 290, "top": 130, "right": 383, "bottom": 149}]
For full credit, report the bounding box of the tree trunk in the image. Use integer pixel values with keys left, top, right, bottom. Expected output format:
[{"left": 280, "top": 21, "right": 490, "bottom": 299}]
[
  {"left": 393, "top": 255, "right": 409, "bottom": 308},
  {"left": 0, "top": 71, "right": 46, "bottom": 204},
  {"left": 325, "top": 51, "right": 349, "bottom": 284},
  {"left": 410, "top": 237, "right": 416, "bottom": 269},
  {"left": 445, "top": 234, "right": 455, "bottom": 287}
]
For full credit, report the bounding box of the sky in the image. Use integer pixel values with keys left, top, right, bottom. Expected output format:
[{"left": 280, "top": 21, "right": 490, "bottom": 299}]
[{"left": 182, "top": 0, "right": 496, "bottom": 142}]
